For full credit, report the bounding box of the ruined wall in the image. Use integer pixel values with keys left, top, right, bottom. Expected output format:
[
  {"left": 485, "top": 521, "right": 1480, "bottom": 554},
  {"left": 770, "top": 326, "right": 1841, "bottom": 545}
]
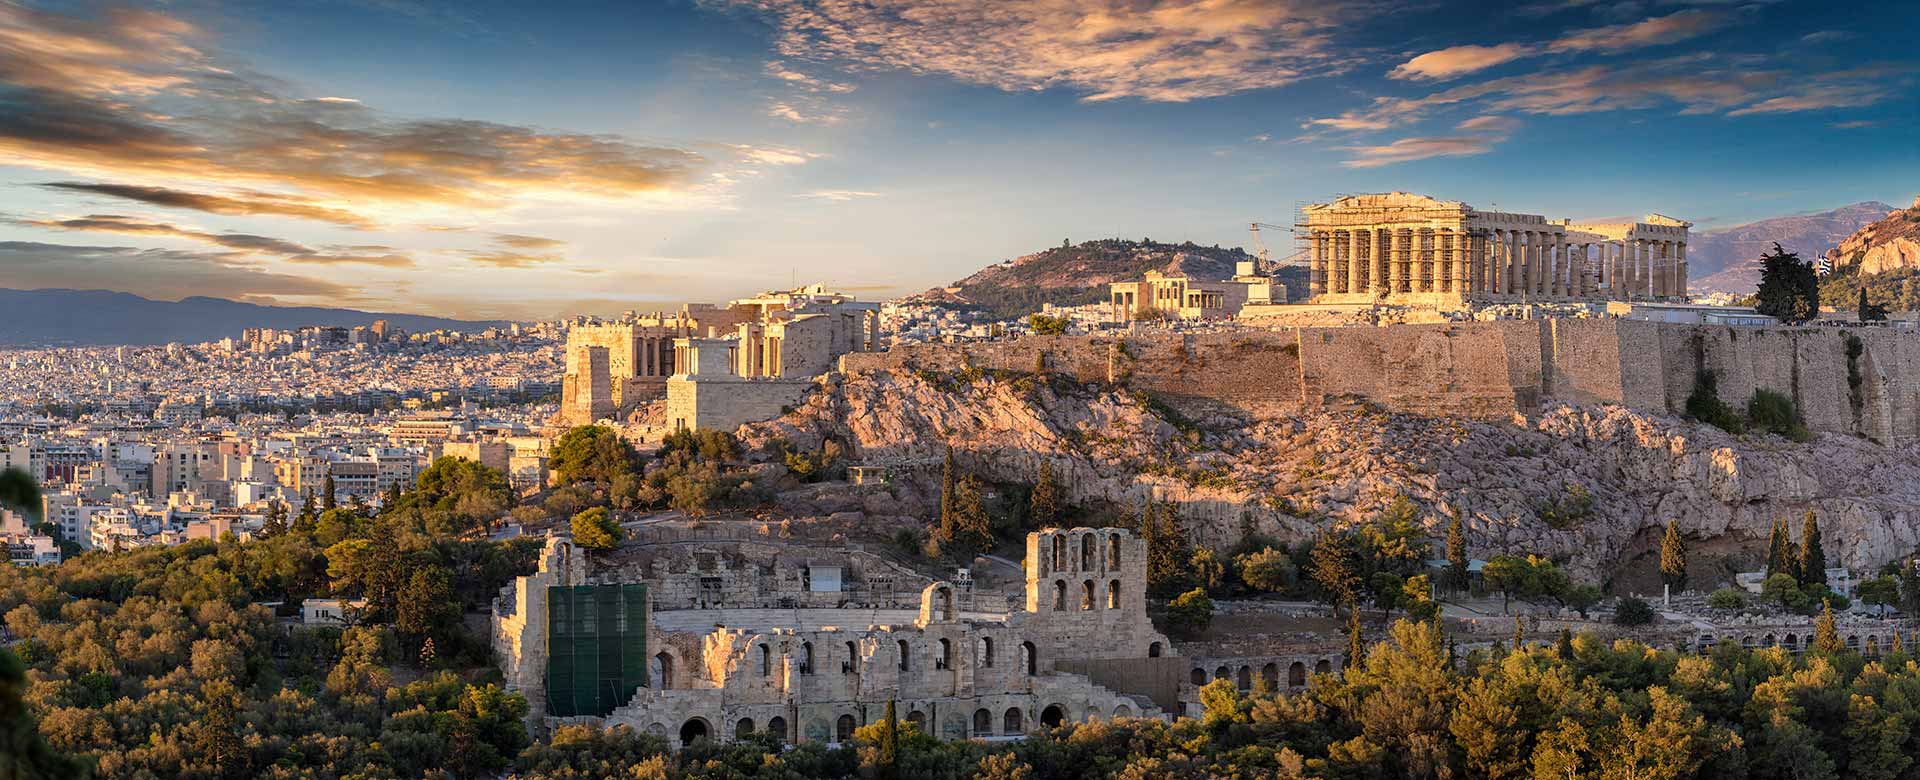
[{"left": 846, "top": 322, "right": 1920, "bottom": 444}]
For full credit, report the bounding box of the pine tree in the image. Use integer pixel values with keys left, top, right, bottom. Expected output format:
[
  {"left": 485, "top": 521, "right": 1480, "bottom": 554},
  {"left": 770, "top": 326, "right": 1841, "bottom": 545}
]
[
  {"left": 1309, "top": 530, "right": 1361, "bottom": 617},
  {"left": 294, "top": 491, "right": 317, "bottom": 534},
  {"left": 195, "top": 678, "right": 248, "bottom": 779},
  {"left": 1512, "top": 615, "right": 1526, "bottom": 649},
  {"left": 1814, "top": 600, "right": 1843, "bottom": 654},
  {"left": 1029, "top": 462, "right": 1061, "bottom": 529},
  {"left": 1346, "top": 609, "right": 1366, "bottom": 668},
  {"left": 1754, "top": 242, "right": 1820, "bottom": 323},
  {"left": 260, "top": 502, "right": 288, "bottom": 537},
  {"left": 1766, "top": 517, "right": 1799, "bottom": 581},
  {"left": 1659, "top": 520, "right": 1688, "bottom": 592},
  {"left": 878, "top": 700, "right": 900, "bottom": 780},
  {"left": 1557, "top": 628, "right": 1574, "bottom": 659},
  {"left": 322, "top": 474, "right": 337, "bottom": 511},
  {"left": 1799, "top": 510, "right": 1826, "bottom": 587},
  {"left": 1445, "top": 510, "right": 1469, "bottom": 592}
]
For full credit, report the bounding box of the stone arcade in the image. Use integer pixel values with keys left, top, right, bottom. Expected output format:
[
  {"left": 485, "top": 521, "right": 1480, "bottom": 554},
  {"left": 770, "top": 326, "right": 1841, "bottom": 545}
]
[
  {"left": 1302, "top": 192, "right": 1691, "bottom": 305},
  {"left": 494, "top": 528, "right": 1337, "bottom": 747}
]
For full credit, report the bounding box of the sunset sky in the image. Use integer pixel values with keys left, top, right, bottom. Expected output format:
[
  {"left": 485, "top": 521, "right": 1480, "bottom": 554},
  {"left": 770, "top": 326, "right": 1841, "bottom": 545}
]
[{"left": 1, "top": 0, "right": 1915, "bottom": 320}]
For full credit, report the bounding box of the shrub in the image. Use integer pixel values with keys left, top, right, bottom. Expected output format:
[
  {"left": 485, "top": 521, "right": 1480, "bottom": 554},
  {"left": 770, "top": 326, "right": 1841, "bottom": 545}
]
[
  {"left": 1706, "top": 587, "right": 1747, "bottom": 610},
  {"left": 1685, "top": 370, "right": 1745, "bottom": 433},
  {"left": 1613, "top": 597, "right": 1656, "bottom": 626},
  {"left": 570, "top": 507, "right": 622, "bottom": 550},
  {"left": 1747, "top": 389, "right": 1811, "bottom": 442},
  {"left": 1164, "top": 588, "right": 1214, "bottom": 638}
]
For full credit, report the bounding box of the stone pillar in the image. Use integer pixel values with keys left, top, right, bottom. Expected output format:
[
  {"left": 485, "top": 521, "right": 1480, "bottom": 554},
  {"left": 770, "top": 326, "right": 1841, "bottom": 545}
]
[
  {"left": 1503, "top": 229, "right": 1518, "bottom": 296},
  {"left": 1310, "top": 231, "right": 1328, "bottom": 297},
  {"left": 1335, "top": 231, "right": 1350, "bottom": 295},
  {"left": 1385, "top": 229, "right": 1402, "bottom": 294},
  {"left": 1676, "top": 242, "right": 1688, "bottom": 300},
  {"left": 1641, "top": 240, "right": 1653, "bottom": 298},
  {"left": 1351, "top": 229, "right": 1367, "bottom": 297},
  {"left": 1418, "top": 228, "right": 1433, "bottom": 293},
  {"left": 1451, "top": 230, "right": 1468, "bottom": 294},
  {"left": 1554, "top": 233, "right": 1568, "bottom": 298}
]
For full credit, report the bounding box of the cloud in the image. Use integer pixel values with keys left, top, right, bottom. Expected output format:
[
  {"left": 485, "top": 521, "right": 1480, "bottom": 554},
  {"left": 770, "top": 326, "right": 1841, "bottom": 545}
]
[
  {"left": 1829, "top": 120, "right": 1878, "bottom": 129},
  {"left": 493, "top": 234, "right": 566, "bottom": 250},
  {"left": 462, "top": 234, "right": 568, "bottom": 268},
  {"left": 1337, "top": 136, "right": 1501, "bottom": 168},
  {"left": 768, "top": 100, "right": 844, "bottom": 125},
  {"left": 713, "top": 0, "right": 1359, "bottom": 102},
  {"left": 1455, "top": 115, "right": 1519, "bottom": 133},
  {"left": 0, "top": 241, "right": 354, "bottom": 303},
  {"left": 37, "top": 182, "right": 377, "bottom": 229},
  {"left": 17, "top": 214, "right": 415, "bottom": 267},
  {"left": 1548, "top": 9, "right": 1728, "bottom": 53},
  {"left": 0, "top": 4, "right": 735, "bottom": 225},
  {"left": 800, "top": 190, "right": 882, "bottom": 201},
  {"left": 1390, "top": 44, "right": 1533, "bottom": 81}
]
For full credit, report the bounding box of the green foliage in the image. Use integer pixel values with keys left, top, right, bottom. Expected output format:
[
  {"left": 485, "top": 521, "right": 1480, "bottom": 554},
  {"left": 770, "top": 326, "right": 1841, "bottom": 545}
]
[
  {"left": 1813, "top": 601, "right": 1843, "bottom": 653},
  {"left": 777, "top": 439, "right": 845, "bottom": 483},
  {"left": 1768, "top": 516, "right": 1801, "bottom": 582},
  {"left": 1755, "top": 242, "right": 1820, "bottom": 322},
  {"left": 1142, "top": 500, "right": 1192, "bottom": 598},
  {"left": 1659, "top": 520, "right": 1688, "bottom": 592},
  {"left": 1857, "top": 575, "right": 1901, "bottom": 613},
  {"left": 570, "top": 507, "right": 623, "bottom": 551},
  {"left": 549, "top": 425, "right": 639, "bottom": 485},
  {"left": 1234, "top": 547, "right": 1295, "bottom": 593},
  {"left": 1028, "top": 462, "right": 1061, "bottom": 529},
  {"left": 1613, "top": 596, "right": 1655, "bottom": 626},
  {"left": 1685, "top": 368, "right": 1745, "bottom": 433},
  {"left": 399, "top": 456, "right": 514, "bottom": 537},
  {"left": 1164, "top": 588, "right": 1214, "bottom": 638},
  {"left": 1027, "top": 313, "right": 1070, "bottom": 335},
  {"left": 1537, "top": 482, "right": 1595, "bottom": 529},
  {"left": 1706, "top": 587, "right": 1748, "bottom": 610},
  {"left": 1444, "top": 510, "right": 1469, "bottom": 591},
  {"left": 0, "top": 646, "right": 83, "bottom": 779},
  {"left": 0, "top": 467, "right": 42, "bottom": 523},
  {"left": 1480, "top": 554, "right": 1574, "bottom": 614},
  {"left": 1748, "top": 389, "right": 1812, "bottom": 441},
  {"left": 1798, "top": 510, "right": 1826, "bottom": 586}
]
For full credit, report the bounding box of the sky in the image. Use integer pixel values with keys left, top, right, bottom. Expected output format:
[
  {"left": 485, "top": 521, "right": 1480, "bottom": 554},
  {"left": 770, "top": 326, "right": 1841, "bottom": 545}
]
[{"left": 0, "top": 0, "right": 1914, "bottom": 320}]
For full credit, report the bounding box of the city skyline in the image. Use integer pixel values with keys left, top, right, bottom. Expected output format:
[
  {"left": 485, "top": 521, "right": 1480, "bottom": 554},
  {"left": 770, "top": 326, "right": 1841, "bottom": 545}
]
[{"left": 0, "top": 0, "right": 1915, "bottom": 320}]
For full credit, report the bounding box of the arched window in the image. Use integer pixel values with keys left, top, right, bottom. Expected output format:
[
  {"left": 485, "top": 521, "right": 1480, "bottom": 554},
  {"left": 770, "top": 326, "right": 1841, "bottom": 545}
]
[
  {"left": 680, "top": 719, "right": 710, "bottom": 747},
  {"left": 1191, "top": 667, "right": 1207, "bottom": 685},
  {"left": 758, "top": 644, "right": 771, "bottom": 676},
  {"left": 897, "top": 639, "right": 910, "bottom": 671},
  {"left": 1021, "top": 641, "right": 1037, "bottom": 676},
  {"left": 651, "top": 652, "right": 674, "bottom": 688},
  {"left": 980, "top": 636, "right": 995, "bottom": 667},
  {"left": 844, "top": 641, "right": 858, "bottom": 674},
  {"left": 1261, "top": 662, "right": 1278, "bottom": 690},
  {"left": 800, "top": 642, "right": 814, "bottom": 674},
  {"left": 1053, "top": 580, "right": 1066, "bottom": 611},
  {"left": 1236, "top": 665, "right": 1252, "bottom": 691},
  {"left": 766, "top": 716, "right": 787, "bottom": 743},
  {"left": 1040, "top": 705, "right": 1065, "bottom": 728},
  {"left": 907, "top": 710, "right": 926, "bottom": 730},
  {"left": 1107, "top": 579, "right": 1120, "bottom": 609},
  {"left": 973, "top": 708, "right": 992, "bottom": 736},
  {"left": 1080, "top": 580, "right": 1094, "bottom": 610},
  {"left": 1052, "top": 536, "right": 1065, "bottom": 571},
  {"left": 1314, "top": 659, "right": 1331, "bottom": 675},
  {"left": 937, "top": 638, "right": 952, "bottom": 670},
  {"left": 1288, "top": 661, "right": 1306, "bottom": 687},
  {"left": 835, "top": 714, "right": 856, "bottom": 743},
  {"left": 1108, "top": 534, "right": 1121, "bottom": 570},
  {"left": 735, "top": 718, "right": 755, "bottom": 740},
  {"left": 1214, "top": 665, "right": 1229, "bottom": 682},
  {"left": 1080, "top": 535, "right": 1093, "bottom": 570},
  {"left": 1004, "top": 707, "right": 1024, "bottom": 734},
  {"left": 1148, "top": 641, "right": 1162, "bottom": 658}
]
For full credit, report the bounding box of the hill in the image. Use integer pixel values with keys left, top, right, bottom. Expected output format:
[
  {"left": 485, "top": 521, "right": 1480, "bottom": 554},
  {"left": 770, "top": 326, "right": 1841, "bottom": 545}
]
[
  {"left": 912, "top": 238, "right": 1305, "bottom": 318},
  {"left": 1689, "top": 201, "right": 1894, "bottom": 293},
  {"left": 0, "top": 288, "right": 500, "bottom": 346},
  {"left": 1814, "top": 197, "right": 1920, "bottom": 313}
]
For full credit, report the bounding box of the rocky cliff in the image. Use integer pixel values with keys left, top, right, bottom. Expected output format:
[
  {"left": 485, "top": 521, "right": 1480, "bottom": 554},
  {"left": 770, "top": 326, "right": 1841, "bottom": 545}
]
[
  {"left": 1687, "top": 201, "right": 1893, "bottom": 293},
  {"left": 1827, "top": 196, "right": 1920, "bottom": 275},
  {"left": 745, "top": 369, "right": 1920, "bottom": 589}
]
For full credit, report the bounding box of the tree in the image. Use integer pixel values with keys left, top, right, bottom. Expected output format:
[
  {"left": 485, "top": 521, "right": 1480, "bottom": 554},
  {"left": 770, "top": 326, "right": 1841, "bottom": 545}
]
[
  {"left": 260, "top": 501, "right": 289, "bottom": 537},
  {"left": 295, "top": 490, "right": 317, "bottom": 534},
  {"left": 0, "top": 647, "right": 82, "bottom": 779},
  {"left": 195, "top": 678, "right": 249, "bottom": 779},
  {"left": 1660, "top": 520, "right": 1688, "bottom": 593},
  {"left": 1164, "top": 588, "right": 1213, "bottom": 638},
  {"left": 1444, "top": 509, "right": 1469, "bottom": 592},
  {"left": 1236, "top": 547, "right": 1295, "bottom": 593},
  {"left": 1345, "top": 609, "right": 1366, "bottom": 668},
  {"left": 322, "top": 473, "right": 338, "bottom": 511},
  {"left": 396, "top": 565, "right": 458, "bottom": 644},
  {"left": 1767, "top": 516, "right": 1799, "bottom": 581},
  {"left": 877, "top": 700, "right": 900, "bottom": 780},
  {"left": 1481, "top": 555, "right": 1529, "bottom": 613},
  {"left": 571, "top": 507, "right": 623, "bottom": 550},
  {"left": 1614, "top": 597, "right": 1655, "bottom": 626},
  {"left": 1707, "top": 587, "right": 1748, "bottom": 610},
  {"left": 549, "top": 425, "right": 638, "bottom": 484},
  {"left": 1857, "top": 575, "right": 1900, "bottom": 616},
  {"left": 1144, "top": 501, "right": 1192, "bottom": 597},
  {"left": 1858, "top": 287, "right": 1890, "bottom": 321},
  {"left": 1028, "top": 462, "right": 1061, "bottom": 528},
  {"left": 0, "top": 468, "right": 40, "bottom": 522},
  {"left": 1191, "top": 548, "right": 1228, "bottom": 594},
  {"left": 1755, "top": 242, "right": 1820, "bottom": 323},
  {"left": 1309, "top": 530, "right": 1362, "bottom": 616},
  {"left": 1799, "top": 510, "right": 1826, "bottom": 587},
  {"left": 1027, "top": 313, "right": 1070, "bottom": 336},
  {"left": 934, "top": 474, "right": 993, "bottom": 559},
  {"left": 1813, "top": 600, "right": 1844, "bottom": 654}
]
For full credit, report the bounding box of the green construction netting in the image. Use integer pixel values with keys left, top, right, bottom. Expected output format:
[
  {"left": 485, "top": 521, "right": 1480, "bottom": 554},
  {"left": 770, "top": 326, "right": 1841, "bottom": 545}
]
[{"left": 545, "top": 583, "right": 648, "bottom": 717}]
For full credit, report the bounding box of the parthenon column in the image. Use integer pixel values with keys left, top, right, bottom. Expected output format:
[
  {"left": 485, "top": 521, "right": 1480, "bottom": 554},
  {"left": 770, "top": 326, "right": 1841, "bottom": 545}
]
[
  {"left": 1344, "top": 229, "right": 1362, "bottom": 295},
  {"left": 1387, "top": 228, "right": 1405, "bottom": 294},
  {"left": 1676, "top": 242, "right": 1688, "bottom": 299},
  {"left": 1336, "top": 230, "right": 1353, "bottom": 295},
  {"left": 1641, "top": 240, "right": 1653, "bottom": 298},
  {"left": 1452, "top": 230, "right": 1468, "bottom": 294},
  {"left": 1504, "top": 230, "right": 1520, "bottom": 296},
  {"left": 1491, "top": 230, "right": 1505, "bottom": 295},
  {"left": 1553, "top": 234, "right": 1568, "bottom": 297},
  {"left": 1539, "top": 232, "right": 1553, "bottom": 296},
  {"left": 1310, "top": 231, "right": 1328, "bottom": 297}
]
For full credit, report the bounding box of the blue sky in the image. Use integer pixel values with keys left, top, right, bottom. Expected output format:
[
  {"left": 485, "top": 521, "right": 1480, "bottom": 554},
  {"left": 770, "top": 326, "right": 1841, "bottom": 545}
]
[{"left": 0, "top": 0, "right": 1914, "bottom": 319}]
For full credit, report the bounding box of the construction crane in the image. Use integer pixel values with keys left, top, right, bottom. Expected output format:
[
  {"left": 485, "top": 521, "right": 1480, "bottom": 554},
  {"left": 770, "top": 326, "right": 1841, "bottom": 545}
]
[{"left": 1247, "top": 222, "right": 1299, "bottom": 271}]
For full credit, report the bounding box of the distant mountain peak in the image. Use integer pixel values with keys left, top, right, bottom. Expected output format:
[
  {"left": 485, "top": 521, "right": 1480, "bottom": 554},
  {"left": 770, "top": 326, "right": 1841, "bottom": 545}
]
[
  {"left": 0, "top": 288, "right": 498, "bottom": 346},
  {"left": 1688, "top": 201, "right": 1896, "bottom": 294}
]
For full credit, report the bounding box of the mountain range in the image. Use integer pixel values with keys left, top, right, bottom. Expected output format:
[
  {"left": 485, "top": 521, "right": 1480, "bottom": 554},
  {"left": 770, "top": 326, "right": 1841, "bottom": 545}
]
[
  {"left": 0, "top": 288, "right": 498, "bottom": 347},
  {"left": 1687, "top": 201, "right": 1896, "bottom": 293}
]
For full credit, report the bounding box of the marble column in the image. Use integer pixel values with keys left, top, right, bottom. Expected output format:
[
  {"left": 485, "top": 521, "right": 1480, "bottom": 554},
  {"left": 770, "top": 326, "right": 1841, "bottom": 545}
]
[
  {"left": 1492, "top": 230, "right": 1506, "bottom": 295},
  {"left": 1311, "top": 231, "right": 1328, "bottom": 296},
  {"left": 1553, "top": 234, "right": 1568, "bottom": 298},
  {"left": 1451, "top": 230, "right": 1468, "bottom": 294},
  {"left": 1346, "top": 229, "right": 1363, "bottom": 295},
  {"left": 1676, "top": 242, "right": 1688, "bottom": 300},
  {"left": 1393, "top": 228, "right": 1410, "bottom": 294},
  {"left": 1641, "top": 240, "right": 1653, "bottom": 298}
]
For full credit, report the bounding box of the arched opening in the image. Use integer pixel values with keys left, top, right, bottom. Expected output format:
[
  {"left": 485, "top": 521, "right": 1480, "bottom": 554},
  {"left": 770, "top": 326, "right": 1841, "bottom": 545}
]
[
  {"left": 937, "top": 637, "right": 952, "bottom": 670},
  {"left": 973, "top": 708, "right": 993, "bottom": 737},
  {"left": 1081, "top": 580, "right": 1095, "bottom": 610},
  {"left": 1053, "top": 580, "right": 1067, "bottom": 611},
  {"left": 1236, "top": 665, "right": 1252, "bottom": 690},
  {"left": 907, "top": 710, "right": 926, "bottom": 731},
  {"left": 1003, "top": 707, "right": 1024, "bottom": 733},
  {"left": 766, "top": 716, "right": 787, "bottom": 743},
  {"left": 938, "top": 586, "right": 955, "bottom": 620},
  {"left": 1040, "top": 704, "right": 1065, "bottom": 728},
  {"left": 835, "top": 714, "right": 856, "bottom": 743},
  {"left": 758, "top": 643, "right": 771, "bottom": 676},
  {"left": 651, "top": 652, "right": 674, "bottom": 688},
  {"left": 1052, "top": 536, "right": 1065, "bottom": 571},
  {"left": 1080, "top": 534, "right": 1093, "bottom": 570},
  {"left": 1108, "top": 579, "right": 1120, "bottom": 609},
  {"left": 1148, "top": 641, "right": 1162, "bottom": 658},
  {"left": 897, "top": 639, "right": 911, "bottom": 671},
  {"left": 800, "top": 642, "right": 814, "bottom": 674},
  {"left": 1191, "top": 667, "right": 1207, "bottom": 686},
  {"left": 1113, "top": 704, "right": 1131, "bottom": 719},
  {"left": 980, "top": 636, "right": 995, "bottom": 667},
  {"left": 1314, "top": 659, "right": 1331, "bottom": 675},
  {"left": 1214, "top": 665, "right": 1230, "bottom": 682},
  {"left": 844, "top": 641, "right": 858, "bottom": 674},
  {"left": 1848, "top": 635, "right": 1860, "bottom": 651},
  {"left": 1021, "top": 641, "right": 1037, "bottom": 676},
  {"left": 1261, "top": 662, "right": 1279, "bottom": 689},
  {"left": 1868, "top": 636, "right": 1881, "bottom": 656},
  {"left": 1784, "top": 633, "right": 1798, "bottom": 651},
  {"left": 1763, "top": 634, "right": 1775, "bottom": 647},
  {"left": 1108, "top": 534, "right": 1121, "bottom": 570},
  {"left": 680, "top": 718, "right": 710, "bottom": 747},
  {"left": 735, "top": 718, "right": 755, "bottom": 740},
  {"left": 1288, "top": 661, "right": 1306, "bottom": 687}
]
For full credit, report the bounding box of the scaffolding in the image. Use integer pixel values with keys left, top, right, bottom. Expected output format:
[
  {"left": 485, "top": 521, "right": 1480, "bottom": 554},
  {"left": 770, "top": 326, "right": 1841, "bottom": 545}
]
[{"left": 546, "top": 584, "right": 649, "bottom": 717}]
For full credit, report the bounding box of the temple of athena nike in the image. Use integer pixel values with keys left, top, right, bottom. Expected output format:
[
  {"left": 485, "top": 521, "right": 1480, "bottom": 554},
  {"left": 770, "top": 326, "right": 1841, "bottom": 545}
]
[{"left": 1301, "top": 192, "right": 1691, "bottom": 305}]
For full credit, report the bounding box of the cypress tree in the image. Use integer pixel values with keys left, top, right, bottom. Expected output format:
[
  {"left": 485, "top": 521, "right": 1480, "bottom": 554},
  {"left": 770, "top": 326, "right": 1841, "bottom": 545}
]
[
  {"left": 1346, "top": 609, "right": 1366, "bottom": 669},
  {"left": 260, "top": 502, "right": 288, "bottom": 537},
  {"left": 1659, "top": 520, "right": 1688, "bottom": 592},
  {"left": 1766, "top": 517, "right": 1798, "bottom": 580},
  {"left": 1512, "top": 615, "right": 1526, "bottom": 649},
  {"left": 1799, "top": 510, "right": 1826, "bottom": 587},
  {"left": 1445, "top": 510, "right": 1469, "bottom": 592},
  {"left": 294, "top": 491, "right": 317, "bottom": 534},
  {"left": 1145, "top": 501, "right": 1192, "bottom": 597},
  {"left": 1029, "top": 462, "right": 1061, "bottom": 529},
  {"left": 1814, "top": 600, "right": 1844, "bottom": 654},
  {"left": 1557, "top": 628, "right": 1574, "bottom": 659},
  {"left": 322, "top": 473, "right": 337, "bottom": 511},
  {"left": 878, "top": 699, "right": 900, "bottom": 780}
]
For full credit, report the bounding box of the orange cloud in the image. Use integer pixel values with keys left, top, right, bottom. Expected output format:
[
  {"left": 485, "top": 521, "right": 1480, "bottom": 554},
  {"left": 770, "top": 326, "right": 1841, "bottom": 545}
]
[
  {"left": 38, "top": 182, "right": 377, "bottom": 229},
  {"left": 1390, "top": 44, "right": 1533, "bottom": 81},
  {"left": 18, "top": 214, "right": 415, "bottom": 267},
  {"left": 1548, "top": 10, "right": 1728, "bottom": 53}
]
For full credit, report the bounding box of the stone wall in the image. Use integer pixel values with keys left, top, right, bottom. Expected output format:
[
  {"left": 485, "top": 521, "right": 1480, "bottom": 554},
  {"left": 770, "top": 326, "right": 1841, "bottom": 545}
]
[
  {"left": 842, "top": 321, "right": 1920, "bottom": 443},
  {"left": 666, "top": 377, "right": 815, "bottom": 433}
]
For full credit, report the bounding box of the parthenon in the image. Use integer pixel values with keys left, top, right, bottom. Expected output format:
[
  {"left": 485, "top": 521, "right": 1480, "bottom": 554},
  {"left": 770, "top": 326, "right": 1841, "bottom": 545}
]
[{"left": 1301, "top": 192, "right": 1691, "bottom": 305}]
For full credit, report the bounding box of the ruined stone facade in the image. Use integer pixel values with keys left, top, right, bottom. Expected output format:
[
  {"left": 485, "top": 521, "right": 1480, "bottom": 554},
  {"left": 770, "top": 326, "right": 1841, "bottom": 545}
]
[
  {"left": 496, "top": 529, "right": 1221, "bottom": 747},
  {"left": 1302, "top": 192, "right": 1691, "bottom": 305},
  {"left": 665, "top": 286, "right": 880, "bottom": 433}
]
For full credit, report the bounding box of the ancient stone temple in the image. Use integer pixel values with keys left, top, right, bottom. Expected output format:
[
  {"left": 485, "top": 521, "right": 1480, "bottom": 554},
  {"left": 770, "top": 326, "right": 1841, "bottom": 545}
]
[{"left": 1300, "top": 192, "right": 1691, "bottom": 305}]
